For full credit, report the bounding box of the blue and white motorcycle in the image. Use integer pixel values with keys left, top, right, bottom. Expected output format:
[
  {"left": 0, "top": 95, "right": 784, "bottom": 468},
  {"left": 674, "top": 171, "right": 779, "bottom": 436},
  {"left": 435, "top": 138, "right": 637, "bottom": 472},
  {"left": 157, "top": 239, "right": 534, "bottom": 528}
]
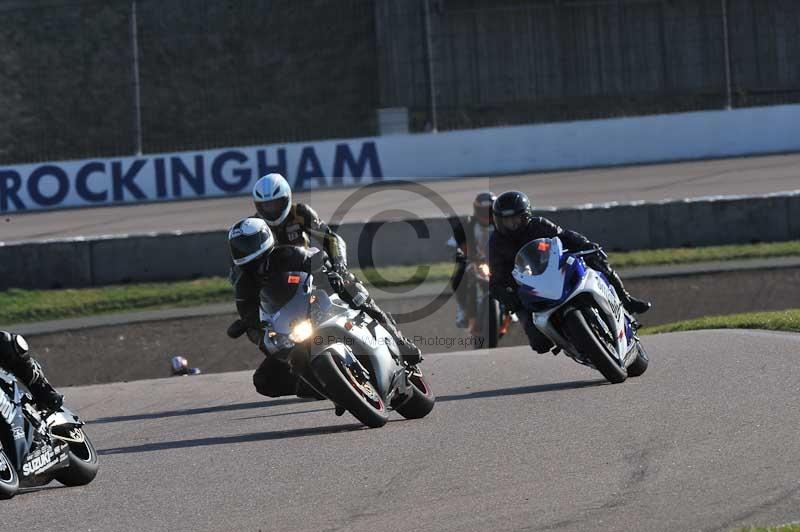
[
  {"left": 512, "top": 237, "right": 649, "bottom": 384},
  {"left": 0, "top": 369, "right": 98, "bottom": 499}
]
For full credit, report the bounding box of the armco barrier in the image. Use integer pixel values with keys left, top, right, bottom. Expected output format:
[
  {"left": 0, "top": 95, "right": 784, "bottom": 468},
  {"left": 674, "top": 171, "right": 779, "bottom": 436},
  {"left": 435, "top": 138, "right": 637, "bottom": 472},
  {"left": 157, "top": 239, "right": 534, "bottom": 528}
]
[{"left": 1, "top": 192, "right": 798, "bottom": 289}]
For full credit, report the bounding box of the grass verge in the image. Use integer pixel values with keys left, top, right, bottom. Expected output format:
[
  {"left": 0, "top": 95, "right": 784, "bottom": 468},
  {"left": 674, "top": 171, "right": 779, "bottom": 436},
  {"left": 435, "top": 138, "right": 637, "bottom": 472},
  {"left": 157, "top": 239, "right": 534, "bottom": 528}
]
[
  {"left": 643, "top": 309, "right": 800, "bottom": 335},
  {"left": 736, "top": 525, "right": 800, "bottom": 532},
  {"left": 0, "top": 279, "right": 234, "bottom": 325},
  {"left": 609, "top": 240, "right": 800, "bottom": 268},
  {"left": 2, "top": 240, "right": 799, "bottom": 325}
]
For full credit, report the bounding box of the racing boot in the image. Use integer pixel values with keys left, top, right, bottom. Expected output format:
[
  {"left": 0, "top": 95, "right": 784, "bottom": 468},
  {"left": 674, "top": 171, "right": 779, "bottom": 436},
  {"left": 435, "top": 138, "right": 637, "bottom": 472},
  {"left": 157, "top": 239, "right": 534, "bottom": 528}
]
[
  {"left": 384, "top": 321, "right": 422, "bottom": 365},
  {"left": 396, "top": 335, "right": 423, "bottom": 366},
  {"left": 607, "top": 270, "right": 651, "bottom": 315},
  {"left": 295, "top": 379, "right": 325, "bottom": 400},
  {"left": 21, "top": 359, "right": 63, "bottom": 412},
  {"left": 361, "top": 301, "right": 423, "bottom": 365}
]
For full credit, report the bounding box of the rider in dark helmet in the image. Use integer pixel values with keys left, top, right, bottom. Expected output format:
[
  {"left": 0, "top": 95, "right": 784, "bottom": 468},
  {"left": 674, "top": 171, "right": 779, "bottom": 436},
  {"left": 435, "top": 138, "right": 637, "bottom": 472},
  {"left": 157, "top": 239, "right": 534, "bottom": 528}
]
[
  {"left": 0, "top": 331, "right": 63, "bottom": 411},
  {"left": 450, "top": 192, "right": 496, "bottom": 331},
  {"left": 488, "top": 191, "right": 651, "bottom": 354},
  {"left": 227, "top": 217, "right": 421, "bottom": 398}
]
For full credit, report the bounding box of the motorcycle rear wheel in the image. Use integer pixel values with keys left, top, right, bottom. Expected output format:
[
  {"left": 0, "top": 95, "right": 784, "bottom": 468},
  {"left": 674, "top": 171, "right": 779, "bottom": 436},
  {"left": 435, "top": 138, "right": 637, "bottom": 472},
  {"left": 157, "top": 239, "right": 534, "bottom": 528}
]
[
  {"left": 563, "top": 308, "right": 627, "bottom": 384},
  {"left": 54, "top": 428, "right": 99, "bottom": 487},
  {"left": 312, "top": 352, "right": 389, "bottom": 429},
  {"left": 395, "top": 368, "right": 435, "bottom": 420},
  {"left": 474, "top": 297, "right": 500, "bottom": 350},
  {"left": 627, "top": 342, "right": 649, "bottom": 377},
  {"left": 0, "top": 449, "right": 19, "bottom": 499}
]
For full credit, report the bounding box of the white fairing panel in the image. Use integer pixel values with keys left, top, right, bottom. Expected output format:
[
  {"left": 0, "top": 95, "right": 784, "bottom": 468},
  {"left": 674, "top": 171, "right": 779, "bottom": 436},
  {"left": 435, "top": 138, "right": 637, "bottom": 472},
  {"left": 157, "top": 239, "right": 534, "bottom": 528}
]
[{"left": 526, "top": 256, "right": 630, "bottom": 366}]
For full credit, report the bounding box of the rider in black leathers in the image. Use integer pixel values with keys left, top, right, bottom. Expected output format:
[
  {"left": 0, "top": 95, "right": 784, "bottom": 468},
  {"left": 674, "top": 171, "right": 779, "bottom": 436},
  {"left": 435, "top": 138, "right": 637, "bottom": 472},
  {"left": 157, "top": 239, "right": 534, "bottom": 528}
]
[
  {"left": 0, "top": 331, "right": 63, "bottom": 410},
  {"left": 488, "top": 191, "right": 651, "bottom": 354},
  {"left": 227, "top": 217, "right": 420, "bottom": 398}
]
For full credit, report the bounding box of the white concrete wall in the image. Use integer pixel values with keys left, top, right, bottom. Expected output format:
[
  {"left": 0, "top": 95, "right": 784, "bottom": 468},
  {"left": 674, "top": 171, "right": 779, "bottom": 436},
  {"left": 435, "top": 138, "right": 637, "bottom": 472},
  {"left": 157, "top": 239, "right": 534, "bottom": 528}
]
[{"left": 2, "top": 104, "right": 800, "bottom": 213}]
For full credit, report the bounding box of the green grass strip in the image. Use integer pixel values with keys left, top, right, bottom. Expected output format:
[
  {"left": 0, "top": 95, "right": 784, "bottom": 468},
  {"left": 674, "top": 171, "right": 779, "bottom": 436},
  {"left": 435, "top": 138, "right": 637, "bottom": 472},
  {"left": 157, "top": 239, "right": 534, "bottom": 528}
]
[
  {"left": 609, "top": 240, "right": 800, "bottom": 268},
  {"left": 0, "top": 279, "right": 234, "bottom": 325},
  {"left": 643, "top": 309, "right": 800, "bottom": 335},
  {"left": 736, "top": 524, "right": 800, "bottom": 532}
]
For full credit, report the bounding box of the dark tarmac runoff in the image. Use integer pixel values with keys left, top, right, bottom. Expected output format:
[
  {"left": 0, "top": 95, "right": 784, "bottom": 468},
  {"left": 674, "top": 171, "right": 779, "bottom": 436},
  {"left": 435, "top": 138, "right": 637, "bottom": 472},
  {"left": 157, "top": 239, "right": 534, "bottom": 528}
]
[{"left": 5, "top": 330, "right": 800, "bottom": 532}]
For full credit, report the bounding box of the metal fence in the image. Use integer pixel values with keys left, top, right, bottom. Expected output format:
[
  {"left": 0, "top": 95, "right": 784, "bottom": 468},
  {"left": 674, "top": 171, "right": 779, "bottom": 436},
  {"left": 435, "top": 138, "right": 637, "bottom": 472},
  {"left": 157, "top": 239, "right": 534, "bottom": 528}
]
[{"left": 1, "top": 0, "right": 799, "bottom": 165}]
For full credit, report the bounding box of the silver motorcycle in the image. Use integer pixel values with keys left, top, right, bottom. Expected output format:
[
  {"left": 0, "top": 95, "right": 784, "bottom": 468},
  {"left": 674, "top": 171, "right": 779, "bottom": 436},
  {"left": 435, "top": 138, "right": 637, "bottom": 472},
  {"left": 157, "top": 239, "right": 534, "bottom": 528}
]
[{"left": 258, "top": 270, "right": 435, "bottom": 428}]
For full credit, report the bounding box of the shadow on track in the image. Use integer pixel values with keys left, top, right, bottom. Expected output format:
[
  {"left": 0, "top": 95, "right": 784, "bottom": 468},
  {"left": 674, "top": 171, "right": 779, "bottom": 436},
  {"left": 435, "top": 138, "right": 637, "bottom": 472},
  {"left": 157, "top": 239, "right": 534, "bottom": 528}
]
[
  {"left": 436, "top": 379, "right": 605, "bottom": 403},
  {"left": 231, "top": 406, "right": 333, "bottom": 422},
  {"left": 89, "top": 397, "right": 310, "bottom": 425},
  {"left": 98, "top": 422, "right": 364, "bottom": 455}
]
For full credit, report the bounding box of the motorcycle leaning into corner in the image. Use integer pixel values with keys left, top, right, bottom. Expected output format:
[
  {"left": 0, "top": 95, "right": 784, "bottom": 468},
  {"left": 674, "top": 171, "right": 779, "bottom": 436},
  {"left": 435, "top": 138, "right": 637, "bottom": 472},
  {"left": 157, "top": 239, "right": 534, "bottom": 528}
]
[
  {"left": 231, "top": 268, "right": 435, "bottom": 429},
  {"left": 0, "top": 369, "right": 98, "bottom": 499},
  {"left": 512, "top": 237, "right": 649, "bottom": 384}
]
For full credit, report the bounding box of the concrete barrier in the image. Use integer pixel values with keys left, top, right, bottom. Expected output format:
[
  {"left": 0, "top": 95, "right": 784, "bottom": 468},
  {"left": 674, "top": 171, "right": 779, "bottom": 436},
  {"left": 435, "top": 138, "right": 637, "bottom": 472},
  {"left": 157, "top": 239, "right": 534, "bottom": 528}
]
[{"left": 1, "top": 192, "right": 798, "bottom": 289}]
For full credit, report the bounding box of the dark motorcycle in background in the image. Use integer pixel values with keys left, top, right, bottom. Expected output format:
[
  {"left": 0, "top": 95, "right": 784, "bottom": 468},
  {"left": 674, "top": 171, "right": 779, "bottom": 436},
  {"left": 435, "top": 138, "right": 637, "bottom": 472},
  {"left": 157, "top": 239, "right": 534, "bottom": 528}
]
[
  {"left": 0, "top": 369, "right": 98, "bottom": 499},
  {"left": 469, "top": 258, "right": 515, "bottom": 350}
]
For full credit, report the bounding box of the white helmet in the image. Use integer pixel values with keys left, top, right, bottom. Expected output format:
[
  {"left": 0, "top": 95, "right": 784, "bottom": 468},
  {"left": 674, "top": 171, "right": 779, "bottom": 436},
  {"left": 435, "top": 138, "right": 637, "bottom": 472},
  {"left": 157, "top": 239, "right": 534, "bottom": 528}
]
[
  {"left": 228, "top": 217, "right": 275, "bottom": 266},
  {"left": 253, "top": 173, "right": 292, "bottom": 226}
]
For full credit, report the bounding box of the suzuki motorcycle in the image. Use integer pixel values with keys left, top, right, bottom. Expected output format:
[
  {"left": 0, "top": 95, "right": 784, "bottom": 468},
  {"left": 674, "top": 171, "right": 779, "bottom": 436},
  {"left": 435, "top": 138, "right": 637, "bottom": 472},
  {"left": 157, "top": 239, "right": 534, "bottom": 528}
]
[
  {"left": 512, "top": 237, "right": 649, "bottom": 383},
  {"left": 255, "top": 270, "right": 435, "bottom": 428},
  {"left": 0, "top": 369, "right": 98, "bottom": 499}
]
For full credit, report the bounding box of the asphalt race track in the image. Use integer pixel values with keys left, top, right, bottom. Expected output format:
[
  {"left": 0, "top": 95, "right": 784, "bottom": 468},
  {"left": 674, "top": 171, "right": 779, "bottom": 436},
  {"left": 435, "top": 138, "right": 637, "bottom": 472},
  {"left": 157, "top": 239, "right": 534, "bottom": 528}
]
[
  {"left": 4, "top": 152, "right": 800, "bottom": 242},
  {"left": 5, "top": 330, "right": 800, "bottom": 531}
]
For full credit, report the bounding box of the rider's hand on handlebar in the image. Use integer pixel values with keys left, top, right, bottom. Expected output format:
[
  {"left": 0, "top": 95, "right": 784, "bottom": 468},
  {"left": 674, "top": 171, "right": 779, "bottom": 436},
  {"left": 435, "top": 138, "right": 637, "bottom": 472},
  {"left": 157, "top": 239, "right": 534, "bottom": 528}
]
[{"left": 327, "top": 271, "right": 345, "bottom": 293}]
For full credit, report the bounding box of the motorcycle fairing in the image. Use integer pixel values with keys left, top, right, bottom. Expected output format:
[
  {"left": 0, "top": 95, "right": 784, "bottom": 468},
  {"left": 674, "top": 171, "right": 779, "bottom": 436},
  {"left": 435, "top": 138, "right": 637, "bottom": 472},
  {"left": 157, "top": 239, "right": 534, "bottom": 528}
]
[
  {"left": 0, "top": 370, "right": 35, "bottom": 470},
  {"left": 514, "top": 237, "right": 631, "bottom": 366}
]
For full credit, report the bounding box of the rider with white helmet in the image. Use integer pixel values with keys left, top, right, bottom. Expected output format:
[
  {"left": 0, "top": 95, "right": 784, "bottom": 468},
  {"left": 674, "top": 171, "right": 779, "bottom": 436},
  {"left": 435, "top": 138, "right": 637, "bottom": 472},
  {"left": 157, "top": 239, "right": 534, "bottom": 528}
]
[
  {"left": 230, "top": 176, "right": 422, "bottom": 388},
  {"left": 251, "top": 173, "right": 348, "bottom": 271}
]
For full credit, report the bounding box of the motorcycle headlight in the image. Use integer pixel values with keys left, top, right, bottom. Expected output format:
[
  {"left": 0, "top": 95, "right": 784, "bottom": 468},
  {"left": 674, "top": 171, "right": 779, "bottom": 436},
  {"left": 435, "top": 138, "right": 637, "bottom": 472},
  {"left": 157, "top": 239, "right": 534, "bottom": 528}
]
[{"left": 289, "top": 319, "right": 314, "bottom": 343}]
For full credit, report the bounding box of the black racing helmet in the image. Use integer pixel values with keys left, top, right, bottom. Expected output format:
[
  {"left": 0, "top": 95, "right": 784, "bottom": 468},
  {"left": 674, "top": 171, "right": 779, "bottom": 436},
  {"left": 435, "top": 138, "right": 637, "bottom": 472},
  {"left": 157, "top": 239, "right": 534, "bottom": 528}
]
[
  {"left": 492, "top": 191, "right": 532, "bottom": 236},
  {"left": 473, "top": 191, "right": 496, "bottom": 227},
  {"left": 228, "top": 217, "right": 275, "bottom": 266}
]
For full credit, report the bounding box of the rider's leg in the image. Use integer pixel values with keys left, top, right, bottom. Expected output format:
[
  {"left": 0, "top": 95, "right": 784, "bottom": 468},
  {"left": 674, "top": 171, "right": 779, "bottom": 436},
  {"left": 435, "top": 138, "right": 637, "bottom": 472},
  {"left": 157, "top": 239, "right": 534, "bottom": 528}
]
[
  {"left": 0, "top": 332, "right": 62, "bottom": 410},
  {"left": 519, "top": 310, "right": 555, "bottom": 354},
  {"left": 252, "top": 356, "right": 298, "bottom": 398},
  {"left": 361, "top": 298, "right": 422, "bottom": 364},
  {"left": 338, "top": 277, "right": 422, "bottom": 364},
  {"left": 585, "top": 256, "right": 651, "bottom": 314}
]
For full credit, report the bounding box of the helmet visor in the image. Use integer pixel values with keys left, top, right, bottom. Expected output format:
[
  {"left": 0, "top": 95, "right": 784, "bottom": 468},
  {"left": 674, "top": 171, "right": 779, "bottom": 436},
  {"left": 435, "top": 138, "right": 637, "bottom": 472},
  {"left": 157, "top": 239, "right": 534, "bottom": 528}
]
[
  {"left": 256, "top": 197, "right": 289, "bottom": 222},
  {"left": 498, "top": 214, "right": 524, "bottom": 232},
  {"left": 230, "top": 231, "right": 270, "bottom": 264}
]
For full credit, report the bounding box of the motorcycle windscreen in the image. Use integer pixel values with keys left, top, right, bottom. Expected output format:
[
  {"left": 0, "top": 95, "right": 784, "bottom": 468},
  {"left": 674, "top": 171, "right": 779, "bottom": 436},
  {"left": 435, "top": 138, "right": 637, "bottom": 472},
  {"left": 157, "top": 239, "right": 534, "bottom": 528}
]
[
  {"left": 260, "top": 271, "right": 311, "bottom": 333},
  {"left": 514, "top": 239, "right": 553, "bottom": 276},
  {"left": 513, "top": 238, "right": 565, "bottom": 301}
]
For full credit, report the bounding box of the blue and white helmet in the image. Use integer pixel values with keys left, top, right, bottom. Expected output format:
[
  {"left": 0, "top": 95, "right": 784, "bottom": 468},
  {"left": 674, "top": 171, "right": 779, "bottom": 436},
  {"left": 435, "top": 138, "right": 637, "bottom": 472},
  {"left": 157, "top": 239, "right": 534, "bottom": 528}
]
[
  {"left": 228, "top": 217, "right": 275, "bottom": 266},
  {"left": 253, "top": 173, "right": 292, "bottom": 226}
]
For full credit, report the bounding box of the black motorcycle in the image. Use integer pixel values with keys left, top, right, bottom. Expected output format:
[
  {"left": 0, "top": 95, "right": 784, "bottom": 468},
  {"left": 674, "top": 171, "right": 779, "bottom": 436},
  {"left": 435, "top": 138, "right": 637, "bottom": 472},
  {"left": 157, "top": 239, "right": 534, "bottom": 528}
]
[
  {"left": 469, "top": 258, "right": 515, "bottom": 350},
  {"left": 0, "top": 368, "right": 98, "bottom": 499}
]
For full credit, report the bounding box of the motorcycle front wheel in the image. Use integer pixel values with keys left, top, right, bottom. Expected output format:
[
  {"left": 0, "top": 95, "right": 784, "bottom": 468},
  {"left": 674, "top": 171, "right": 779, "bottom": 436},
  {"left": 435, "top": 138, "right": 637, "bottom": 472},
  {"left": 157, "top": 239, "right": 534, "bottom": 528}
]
[
  {"left": 0, "top": 449, "right": 19, "bottom": 499},
  {"left": 563, "top": 308, "right": 627, "bottom": 384},
  {"left": 312, "top": 352, "right": 389, "bottom": 428}
]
